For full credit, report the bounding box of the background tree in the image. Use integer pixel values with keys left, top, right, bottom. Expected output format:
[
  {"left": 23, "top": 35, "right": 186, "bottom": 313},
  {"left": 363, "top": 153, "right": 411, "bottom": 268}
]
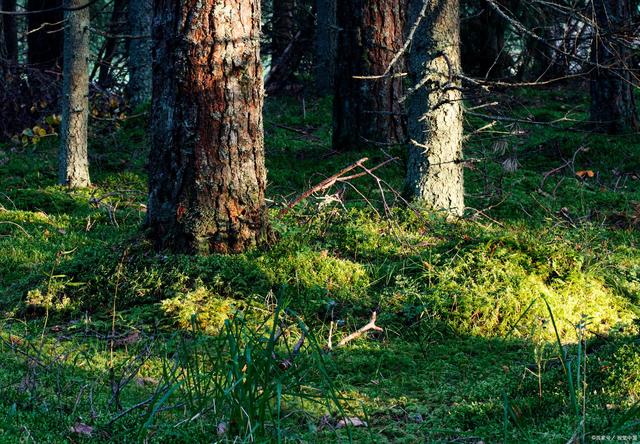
[
  {"left": 332, "top": 0, "right": 405, "bottom": 151},
  {"left": 127, "top": 0, "right": 152, "bottom": 106},
  {"left": 272, "top": 0, "right": 295, "bottom": 63},
  {"left": 59, "top": 0, "right": 90, "bottom": 187},
  {"left": 590, "top": 0, "right": 638, "bottom": 133},
  {"left": 405, "top": 0, "right": 464, "bottom": 216},
  {"left": 2, "top": 0, "right": 17, "bottom": 64},
  {"left": 147, "top": 0, "right": 270, "bottom": 254},
  {"left": 27, "top": 0, "right": 63, "bottom": 71},
  {"left": 460, "top": 0, "right": 511, "bottom": 79},
  {"left": 314, "top": 0, "right": 336, "bottom": 94},
  {"left": 95, "top": 0, "right": 128, "bottom": 89}
]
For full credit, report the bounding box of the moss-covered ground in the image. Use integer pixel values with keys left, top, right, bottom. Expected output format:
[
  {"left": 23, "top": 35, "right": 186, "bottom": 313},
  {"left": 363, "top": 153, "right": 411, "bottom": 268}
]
[{"left": 0, "top": 87, "right": 639, "bottom": 443}]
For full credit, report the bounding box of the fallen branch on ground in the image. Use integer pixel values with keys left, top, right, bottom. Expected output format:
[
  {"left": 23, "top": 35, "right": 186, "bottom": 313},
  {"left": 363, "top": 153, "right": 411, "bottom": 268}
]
[{"left": 330, "top": 312, "right": 383, "bottom": 349}]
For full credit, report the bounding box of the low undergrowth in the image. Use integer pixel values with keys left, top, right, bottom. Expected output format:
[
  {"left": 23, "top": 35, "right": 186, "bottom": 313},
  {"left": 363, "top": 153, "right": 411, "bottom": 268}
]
[{"left": 0, "top": 88, "right": 639, "bottom": 442}]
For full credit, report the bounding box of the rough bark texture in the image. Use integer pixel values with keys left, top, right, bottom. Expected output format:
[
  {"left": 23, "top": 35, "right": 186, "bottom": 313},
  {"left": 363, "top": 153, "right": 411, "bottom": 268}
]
[
  {"left": 27, "top": 0, "right": 63, "bottom": 70},
  {"left": 589, "top": 0, "right": 638, "bottom": 133},
  {"left": 59, "top": 0, "right": 90, "bottom": 187},
  {"left": 272, "top": 0, "right": 295, "bottom": 62},
  {"left": 332, "top": 0, "right": 405, "bottom": 150},
  {"left": 127, "top": 0, "right": 153, "bottom": 106},
  {"left": 3, "top": 0, "right": 17, "bottom": 64},
  {"left": 314, "top": 0, "right": 336, "bottom": 94},
  {"left": 405, "top": 0, "right": 464, "bottom": 216},
  {"left": 147, "top": 0, "right": 270, "bottom": 254}
]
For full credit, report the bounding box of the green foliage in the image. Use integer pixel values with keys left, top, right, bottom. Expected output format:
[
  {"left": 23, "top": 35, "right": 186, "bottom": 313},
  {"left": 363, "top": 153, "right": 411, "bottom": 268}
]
[{"left": 0, "top": 89, "right": 639, "bottom": 442}]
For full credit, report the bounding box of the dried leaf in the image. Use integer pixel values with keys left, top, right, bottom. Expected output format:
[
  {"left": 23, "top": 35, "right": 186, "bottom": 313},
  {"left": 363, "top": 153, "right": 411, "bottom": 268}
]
[
  {"left": 336, "top": 417, "right": 368, "bottom": 428},
  {"left": 71, "top": 422, "right": 94, "bottom": 437},
  {"left": 576, "top": 170, "right": 595, "bottom": 179}
]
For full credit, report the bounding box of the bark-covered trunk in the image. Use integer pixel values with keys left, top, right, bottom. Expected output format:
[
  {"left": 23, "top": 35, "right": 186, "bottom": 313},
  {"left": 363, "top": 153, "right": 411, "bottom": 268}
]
[
  {"left": 147, "top": 0, "right": 270, "bottom": 254},
  {"left": 3, "top": 0, "right": 17, "bottom": 64},
  {"left": 314, "top": 0, "right": 336, "bottom": 94},
  {"left": 332, "top": 0, "right": 405, "bottom": 150},
  {"left": 97, "top": 0, "right": 128, "bottom": 89},
  {"left": 405, "top": 0, "right": 464, "bottom": 216},
  {"left": 126, "top": 0, "right": 153, "bottom": 106},
  {"left": 27, "top": 0, "right": 63, "bottom": 70},
  {"left": 272, "top": 0, "right": 295, "bottom": 62},
  {"left": 589, "top": 0, "right": 638, "bottom": 133},
  {"left": 59, "top": 0, "right": 90, "bottom": 187}
]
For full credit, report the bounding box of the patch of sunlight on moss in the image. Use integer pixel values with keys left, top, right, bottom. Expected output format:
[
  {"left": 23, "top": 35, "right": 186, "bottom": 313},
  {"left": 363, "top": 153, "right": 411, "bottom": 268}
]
[{"left": 161, "top": 284, "right": 239, "bottom": 333}]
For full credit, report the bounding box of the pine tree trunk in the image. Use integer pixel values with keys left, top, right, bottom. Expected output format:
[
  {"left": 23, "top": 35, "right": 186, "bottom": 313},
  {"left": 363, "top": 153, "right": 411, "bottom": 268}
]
[
  {"left": 332, "top": 0, "right": 405, "bottom": 150},
  {"left": 59, "top": 0, "right": 90, "bottom": 187},
  {"left": 590, "top": 0, "right": 638, "bottom": 133},
  {"left": 405, "top": 0, "right": 464, "bottom": 216},
  {"left": 314, "top": 0, "right": 336, "bottom": 94},
  {"left": 3, "top": 0, "right": 17, "bottom": 64},
  {"left": 147, "top": 0, "right": 271, "bottom": 254},
  {"left": 126, "top": 0, "right": 152, "bottom": 106},
  {"left": 27, "top": 0, "right": 63, "bottom": 70}
]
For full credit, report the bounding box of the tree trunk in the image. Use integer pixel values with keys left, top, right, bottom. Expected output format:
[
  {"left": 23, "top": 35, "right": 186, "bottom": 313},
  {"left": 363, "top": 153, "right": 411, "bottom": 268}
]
[
  {"left": 126, "top": 0, "right": 153, "bottom": 106},
  {"left": 27, "top": 0, "right": 63, "bottom": 71},
  {"left": 589, "top": 0, "right": 638, "bottom": 133},
  {"left": 272, "top": 0, "right": 295, "bottom": 62},
  {"left": 97, "top": 0, "right": 127, "bottom": 89},
  {"left": 59, "top": 0, "right": 90, "bottom": 187},
  {"left": 405, "top": 0, "right": 464, "bottom": 216},
  {"left": 3, "top": 0, "right": 17, "bottom": 64},
  {"left": 147, "top": 0, "right": 271, "bottom": 254},
  {"left": 332, "top": 0, "right": 406, "bottom": 150},
  {"left": 314, "top": 0, "right": 336, "bottom": 94}
]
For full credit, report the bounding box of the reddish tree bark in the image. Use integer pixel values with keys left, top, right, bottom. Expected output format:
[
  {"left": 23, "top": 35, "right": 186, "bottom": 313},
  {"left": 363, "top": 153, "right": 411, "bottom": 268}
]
[
  {"left": 332, "top": 0, "right": 406, "bottom": 151},
  {"left": 147, "top": 0, "right": 271, "bottom": 254}
]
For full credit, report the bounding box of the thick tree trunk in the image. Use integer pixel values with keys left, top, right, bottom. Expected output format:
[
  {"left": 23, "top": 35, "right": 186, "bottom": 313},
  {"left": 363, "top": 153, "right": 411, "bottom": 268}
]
[
  {"left": 589, "top": 0, "right": 638, "bottom": 133},
  {"left": 314, "top": 0, "right": 336, "bottom": 94},
  {"left": 332, "top": 0, "right": 406, "bottom": 150},
  {"left": 27, "top": 0, "right": 63, "bottom": 70},
  {"left": 126, "top": 0, "right": 153, "bottom": 106},
  {"left": 147, "top": 0, "right": 270, "bottom": 254},
  {"left": 59, "top": 0, "right": 90, "bottom": 187},
  {"left": 97, "top": 0, "right": 127, "bottom": 89},
  {"left": 405, "top": 0, "right": 464, "bottom": 216},
  {"left": 272, "top": 0, "right": 295, "bottom": 62},
  {"left": 3, "top": 0, "right": 17, "bottom": 64}
]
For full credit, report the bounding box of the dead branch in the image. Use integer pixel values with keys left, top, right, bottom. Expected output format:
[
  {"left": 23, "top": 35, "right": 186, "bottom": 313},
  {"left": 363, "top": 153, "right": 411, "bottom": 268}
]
[
  {"left": 333, "top": 312, "right": 383, "bottom": 349},
  {"left": 278, "top": 158, "right": 369, "bottom": 217}
]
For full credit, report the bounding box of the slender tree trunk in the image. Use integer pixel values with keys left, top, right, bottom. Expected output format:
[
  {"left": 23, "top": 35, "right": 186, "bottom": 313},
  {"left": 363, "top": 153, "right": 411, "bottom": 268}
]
[
  {"left": 332, "top": 0, "right": 406, "bottom": 150},
  {"left": 314, "top": 0, "right": 336, "bottom": 94},
  {"left": 126, "top": 0, "right": 153, "bottom": 106},
  {"left": 59, "top": 0, "right": 90, "bottom": 187},
  {"left": 147, "top": 0, "right": 271, "bottom": 254},
  {"left": 97, "top": 0, "right": 127, "bottom": 88},
  {"left": 3, "top": 0, "right": 17, "bottom": 64},
  {"left": 590, "top": 0, "right": 638, "bottom": 133},
  {"left": 405, "top": 0, "right": 464, "bottom": 216},
  {"left": 27, "top": 0, "right": 63, "bottom": 70},
  {"left": 272, "top": 0, "right": 295, "bottom": 62}
]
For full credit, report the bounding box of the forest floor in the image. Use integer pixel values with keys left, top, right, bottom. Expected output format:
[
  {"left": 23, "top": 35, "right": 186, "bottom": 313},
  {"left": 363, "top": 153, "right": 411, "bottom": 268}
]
[{"left": 1, "top": 86, "right": 640, "bottom": 443}]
